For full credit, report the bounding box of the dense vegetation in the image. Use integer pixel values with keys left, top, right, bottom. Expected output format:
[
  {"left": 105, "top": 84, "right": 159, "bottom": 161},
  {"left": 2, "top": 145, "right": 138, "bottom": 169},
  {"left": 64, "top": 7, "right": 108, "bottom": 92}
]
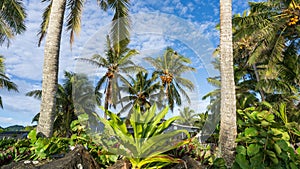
[{"left": 1, "top": 0, "right": 300, "bottom": 168}]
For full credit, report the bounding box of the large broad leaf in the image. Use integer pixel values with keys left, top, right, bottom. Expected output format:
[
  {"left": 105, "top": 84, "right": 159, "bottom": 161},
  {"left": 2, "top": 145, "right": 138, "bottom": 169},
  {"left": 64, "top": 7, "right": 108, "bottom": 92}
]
[
  {"left": 140, "top": 130, "right": 190, "bottom": 158},
  {"left": 249, "top": 152, "right": 264, "bottom": 169},
  {"left": 144, "top": 105, "right": 170, "bottom": 138},
  {"left": 247, "top": 144, "right": 261, "bottom": 157},
  {"left": 236, "top": 145, "right": 247, "bottom": 155},
  {"left": 271, "top": 128, "right": 290, "bottom": 141},
  {"left": 235, "top": 154, "right": 250, "bottom": 169},
  {"left": 244, "top": 127, "right": 258, "bottom": 137}
]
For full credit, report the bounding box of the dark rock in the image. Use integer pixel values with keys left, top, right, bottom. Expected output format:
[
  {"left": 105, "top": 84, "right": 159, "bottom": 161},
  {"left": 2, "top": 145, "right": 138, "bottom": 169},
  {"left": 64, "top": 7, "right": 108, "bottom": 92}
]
[
  {"left": 1, "top": 145, "right": 100, "bottom": 169},
  {"left": 171, "top": 156, "right": 203, "bottom": 169}
]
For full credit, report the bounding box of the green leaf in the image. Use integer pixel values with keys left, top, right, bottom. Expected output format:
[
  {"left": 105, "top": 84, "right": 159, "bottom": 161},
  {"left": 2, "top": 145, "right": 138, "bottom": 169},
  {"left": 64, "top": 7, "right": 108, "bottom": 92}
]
[
  {"left": 235, "top": 154, "right": 250, "bottom": 169},
  {"left": 261, "top": 120, "right": 270, "bottom": 127},
  {"left": 290, "top": 162, "right": 298, "bottom": 169},
  {"left": 265, "top": 113, "right": 275, "bottom": 122},
  {"left": 296, "top": 147, "right": 300, "bottom": 155},
  {"left": 78, "top": 113, "right": 89, "bottom": 122},
  {"left": 266, "top": 150, "right": 278, "bottom": 164},
  {"left": 245, "top": 127, "right": 258, "bottom": 137},
  {"left": 236, "top": 145, "right": 247, "bottom": 155},
  {"left": 249, "top": 153, "right": 263, "bottom": 168},
  {"left": 247, "top": 144, "right": 261, "bottom": 157},
  {"left": 213, "top": 158, "right": 227, "bottom": 169},
  {"left": 271, "top": 129, "right": 290, "bottom": 141},
  {"left": 27, "top": 129, "right": 37, "bottom": 144},
  {"left": 274, "top": 143, "right": 282, "bottom": 155}
]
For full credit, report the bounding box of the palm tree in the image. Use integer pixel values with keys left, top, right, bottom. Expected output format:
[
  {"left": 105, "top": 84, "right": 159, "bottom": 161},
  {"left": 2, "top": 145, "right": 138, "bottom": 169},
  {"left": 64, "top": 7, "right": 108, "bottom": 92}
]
[
  {"left": 0, "top": 0, "right": 26, "bottom": 46},
  {"left": 177, "top": 107, "right": 198, "bottom": 126},
  {"left": 38, "top": 0, "right": 68, "bottom": 137},
  {"left": 232, "top": 0, "right": 300, "bottom": 123},
  {"left": 219, "top": 0, "right": 237, "bottom": 166},
  {"left": 0, "top": 0, "right": 25, "bottom": 107},
  {"left": 119, "top": 71, "right": 162, "bottom": 117},
  {"left": 0, "top": 56, "right": 18, "bottom": 108},
  {"left": 38, "top": 0, "right": 132, "bottom": 137},
  {"left": 27, "top": 71, "right": 99, "bottom": 137},
  {"left": 77, "top": 36, "right": 142, "bottom": 119},
  {"left": 145, "top": 47, "right": 195, "bottom": 111}
]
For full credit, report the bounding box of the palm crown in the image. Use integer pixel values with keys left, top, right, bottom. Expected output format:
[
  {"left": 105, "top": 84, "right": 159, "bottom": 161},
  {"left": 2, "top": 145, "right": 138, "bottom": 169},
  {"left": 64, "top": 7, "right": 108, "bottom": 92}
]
[{"left": 145, "top": 47, "right": 196, "bottom": 111}]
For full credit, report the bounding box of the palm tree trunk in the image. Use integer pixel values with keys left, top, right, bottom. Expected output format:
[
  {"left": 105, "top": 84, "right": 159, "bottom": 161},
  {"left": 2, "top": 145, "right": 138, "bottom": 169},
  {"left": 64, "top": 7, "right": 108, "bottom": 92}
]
[
  {"left": 252, "top": 64, "right": 265, "bottom": 101},
  {"left": 37, "top": 0, "right": 66, "bottom": 137},
  {"left": 219, "top": 0, "right": 237, "bottom": 166},
  {"left": 104, "top": 78, "right": 113, "bottom": 119}
]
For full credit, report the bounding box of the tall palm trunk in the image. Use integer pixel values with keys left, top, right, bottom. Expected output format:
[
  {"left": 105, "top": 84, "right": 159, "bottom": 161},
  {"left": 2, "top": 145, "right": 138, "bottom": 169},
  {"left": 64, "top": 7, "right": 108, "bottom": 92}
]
[
  {"left": 104, "top": 78, "right": 113, "bottom": 119},
  {"left": 219, "top": 0, "right": 237, "bottom": 166},
  {"left": 252, "top": 64, "right": 265, "bottom": 101},
  {"left": 37, "top": 0, "right": 66, "bottom": 137}
]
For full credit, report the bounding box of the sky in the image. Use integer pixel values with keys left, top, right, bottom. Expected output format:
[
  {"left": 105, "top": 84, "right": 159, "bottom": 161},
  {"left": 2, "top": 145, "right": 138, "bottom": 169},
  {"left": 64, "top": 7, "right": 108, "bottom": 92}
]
[{"left": 0, "top": 0, "right": 254, "bottom": 127}]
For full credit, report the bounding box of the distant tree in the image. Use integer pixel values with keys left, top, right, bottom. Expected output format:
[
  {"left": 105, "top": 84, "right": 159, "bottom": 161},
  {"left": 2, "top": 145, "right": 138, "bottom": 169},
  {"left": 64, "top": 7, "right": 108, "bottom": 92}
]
[
  {"left": 27, "top": 71, "right": 100, "bottom": 137},
  {"left": 177, "top": 107, "right": 198, "bottom": 126},
  {"left": 119, "top": 71, "right": 162, "bottom": 117},
  {"left": 145, "top": 47, "right": 195, "bottom": 111}
]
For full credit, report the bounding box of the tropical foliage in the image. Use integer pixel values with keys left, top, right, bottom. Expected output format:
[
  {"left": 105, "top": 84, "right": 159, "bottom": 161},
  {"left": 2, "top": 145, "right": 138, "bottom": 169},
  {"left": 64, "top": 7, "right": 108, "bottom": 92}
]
[
  {"left": 233, "top": 105, "right": 300, "bottom": 169},
  {"left": 95, "top": 104, "right": 190, "bottom": 169}
]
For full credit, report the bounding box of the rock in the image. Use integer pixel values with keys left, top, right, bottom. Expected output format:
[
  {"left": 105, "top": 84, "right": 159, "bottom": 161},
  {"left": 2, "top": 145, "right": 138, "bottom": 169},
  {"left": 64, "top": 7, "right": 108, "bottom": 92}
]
[
  {"left": 171, "top": 156, "right": 203, "bottom": 169},
  {"left": 1, "top": 145, "right": 100, "bottom": 169}
]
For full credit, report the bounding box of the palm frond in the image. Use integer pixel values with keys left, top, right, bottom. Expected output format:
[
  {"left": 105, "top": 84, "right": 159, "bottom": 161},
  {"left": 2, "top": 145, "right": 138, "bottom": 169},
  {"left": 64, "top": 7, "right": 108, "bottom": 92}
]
[
  {"left": 38, "top": 0, "right": 52, "bottom": 46},
  {"left": 109, "top": 0, "right": 131, "bottom": 52},
  {"left": 65, "top": 0, "right": 84, "bottom": 45},
  {"left": 76, "top": 57, "right": 108, "bottom": 68},
  {"left": 0, "top": 0, "right": 26, "bottom": 46},
  {"left": 174, "top": 77, "right": 194, "bottom": 91},
  {"left": 26, "top": 90, "right": 42, "bottom": 99}
]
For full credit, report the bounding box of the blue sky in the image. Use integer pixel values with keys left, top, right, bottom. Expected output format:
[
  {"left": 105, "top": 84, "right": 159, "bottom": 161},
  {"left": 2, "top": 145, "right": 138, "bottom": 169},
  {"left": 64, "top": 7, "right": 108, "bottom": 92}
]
[{"left": 0, "top": 0, "right": 253, "bottom": 127}]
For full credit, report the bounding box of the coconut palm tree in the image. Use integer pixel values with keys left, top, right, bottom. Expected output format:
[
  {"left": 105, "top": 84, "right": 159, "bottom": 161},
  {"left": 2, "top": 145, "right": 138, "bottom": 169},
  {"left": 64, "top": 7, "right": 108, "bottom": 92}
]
[
  {"left": 0, "top": 0, "right": 26, "bottom": 46},
  {"left": 231, "top": 0, "right": 300, "bottom": 102},
  {"left": 231, "top": 0, "right": 300, "bottom": 123},
  {"left": 177, "top": 107, "right": 198, "bottom": 126},
  {"left": 145, "top": 47, "right": 195, "bottom": 111},
  {"left": 219, "top": 0, "right": 237, "bottom": 166},
  {"left": 77, "top": 35, "right": 142, "bottom": 119},
  {"left": 0, "top": 56, "right": 18, "bottom": 108},
  {"left": 38, "top": 0, "right": 132, "bottom": 137},
  {"left": 27, "top": 71, "right": 99, "bottom": 137},
  {"left": 118, "top": 71, "right": 162, "bottom": 117}
]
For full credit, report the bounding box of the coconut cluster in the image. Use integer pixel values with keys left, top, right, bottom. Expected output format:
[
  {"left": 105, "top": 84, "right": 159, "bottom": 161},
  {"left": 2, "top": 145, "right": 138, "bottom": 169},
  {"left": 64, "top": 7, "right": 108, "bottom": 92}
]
[
  {"left": 106, "top": 72, "right": 114, "bottom": 78},
  {"left": 160, "top": 73, "right": 173, "bottom": 84},
  {"left": 288, "top": 15, "right": 299, "bottom": 26}
]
